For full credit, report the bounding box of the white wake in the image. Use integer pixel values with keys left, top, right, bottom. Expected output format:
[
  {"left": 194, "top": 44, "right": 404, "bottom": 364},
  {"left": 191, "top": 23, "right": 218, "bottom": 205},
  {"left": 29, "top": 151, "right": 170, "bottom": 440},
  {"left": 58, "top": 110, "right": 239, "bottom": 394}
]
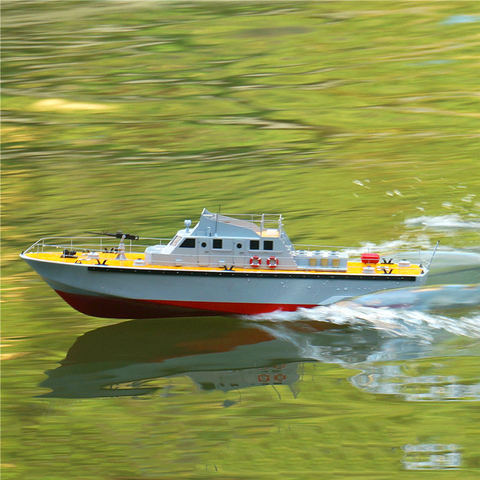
[{"left": 245, "top": 304, "right": 480, "bottom": 341}]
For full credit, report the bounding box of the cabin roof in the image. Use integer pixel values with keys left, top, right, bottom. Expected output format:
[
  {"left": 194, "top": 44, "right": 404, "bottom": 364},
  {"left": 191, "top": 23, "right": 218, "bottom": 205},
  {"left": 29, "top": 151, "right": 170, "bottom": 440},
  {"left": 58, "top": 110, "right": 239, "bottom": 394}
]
[{"left": 188, "top": 208, "right": 283, "bottom": 238}]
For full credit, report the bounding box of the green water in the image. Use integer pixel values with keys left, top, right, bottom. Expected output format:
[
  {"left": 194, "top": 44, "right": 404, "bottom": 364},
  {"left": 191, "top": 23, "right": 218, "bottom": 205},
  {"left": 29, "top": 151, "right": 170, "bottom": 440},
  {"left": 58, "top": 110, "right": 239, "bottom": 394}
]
[{"left": 2, "top": 1, "right": 480, "bottom": 478}]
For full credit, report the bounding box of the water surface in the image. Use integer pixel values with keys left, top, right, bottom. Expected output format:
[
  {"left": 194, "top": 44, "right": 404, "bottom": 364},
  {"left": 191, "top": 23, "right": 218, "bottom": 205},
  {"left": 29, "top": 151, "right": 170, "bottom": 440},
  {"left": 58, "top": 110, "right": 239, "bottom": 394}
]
[{"left": 2, "top": 1, "right": 480, "bottom": 478}]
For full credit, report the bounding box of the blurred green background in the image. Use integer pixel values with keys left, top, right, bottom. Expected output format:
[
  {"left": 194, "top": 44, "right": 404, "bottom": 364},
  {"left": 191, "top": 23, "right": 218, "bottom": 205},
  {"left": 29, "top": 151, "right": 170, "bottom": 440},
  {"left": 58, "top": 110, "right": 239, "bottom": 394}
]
[{"left": 3, "top": 0, "right": 479, "bottom": 249}]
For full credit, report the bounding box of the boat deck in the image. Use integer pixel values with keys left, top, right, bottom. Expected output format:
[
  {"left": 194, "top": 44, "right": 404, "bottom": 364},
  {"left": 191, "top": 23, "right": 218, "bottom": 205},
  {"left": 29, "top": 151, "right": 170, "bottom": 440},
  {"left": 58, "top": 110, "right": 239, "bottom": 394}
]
[{"left": 23, "top": 251, "right": 425, "bottom": 276}]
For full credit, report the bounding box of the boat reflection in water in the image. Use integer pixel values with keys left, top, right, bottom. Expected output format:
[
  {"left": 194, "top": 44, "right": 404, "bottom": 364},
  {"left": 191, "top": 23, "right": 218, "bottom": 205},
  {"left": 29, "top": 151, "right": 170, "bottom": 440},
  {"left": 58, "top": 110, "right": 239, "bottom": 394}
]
[
  {"left": 39, "top": 317, "right": 331, "bottom": 398},
  {"left": 40, "top": 299, "right": 480, "bottom": 401}
]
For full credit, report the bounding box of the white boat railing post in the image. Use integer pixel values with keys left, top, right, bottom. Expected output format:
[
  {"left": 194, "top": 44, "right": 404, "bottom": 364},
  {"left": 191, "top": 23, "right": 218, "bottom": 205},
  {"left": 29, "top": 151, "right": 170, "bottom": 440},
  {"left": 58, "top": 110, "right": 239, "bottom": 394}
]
[{"left": 427, "top": 241, "right": 440, "bottom": 269}]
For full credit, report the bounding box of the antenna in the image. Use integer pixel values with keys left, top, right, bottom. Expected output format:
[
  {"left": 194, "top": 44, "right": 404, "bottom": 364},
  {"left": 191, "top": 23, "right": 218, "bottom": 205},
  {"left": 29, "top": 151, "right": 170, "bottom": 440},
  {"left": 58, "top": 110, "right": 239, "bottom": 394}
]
[{"left": 214, "top": 205, "right": 221, "bottom": 235}]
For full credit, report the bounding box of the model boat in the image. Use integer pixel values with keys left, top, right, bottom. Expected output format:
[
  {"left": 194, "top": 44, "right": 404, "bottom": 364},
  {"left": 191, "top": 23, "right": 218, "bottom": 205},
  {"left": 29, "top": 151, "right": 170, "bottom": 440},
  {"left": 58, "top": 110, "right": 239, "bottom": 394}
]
[{"left": 21, "top": 208, "right": 434, "bottom": 318}]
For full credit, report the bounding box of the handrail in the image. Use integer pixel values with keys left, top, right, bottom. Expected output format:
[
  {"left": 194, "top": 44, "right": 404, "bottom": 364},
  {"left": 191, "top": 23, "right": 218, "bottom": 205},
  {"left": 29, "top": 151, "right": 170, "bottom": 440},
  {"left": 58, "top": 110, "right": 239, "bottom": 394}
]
[
  {"left": 22, "top": 236, "right": 431, "bottom": 273},
  {"left": 23, "top": 236, "right": 170, "bottom": 255},
  {"left": 24, "top": 237, "right": 428, "bottom": 256},
  {"left": 22, "top": 236, "right": 429, "bottom": 274}
]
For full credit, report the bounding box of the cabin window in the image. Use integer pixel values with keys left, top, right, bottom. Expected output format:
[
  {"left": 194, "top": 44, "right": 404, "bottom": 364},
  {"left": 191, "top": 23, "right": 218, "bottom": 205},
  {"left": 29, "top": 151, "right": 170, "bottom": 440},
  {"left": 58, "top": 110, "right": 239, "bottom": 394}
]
[
  {"left": 213, "top": 239, "right": 223, "bottom": 249},
  {"left": 264, "top": 240, "right": 274, "bottom": 251},
  {"left": 236, "top": 243, "right": 243, "bottom": 249},
  {"left": 179, "top": 238, "right": 196, "bottom": 248},
  {"left": 201, "top": 242, "right": 207, "bottom": 248},
  {"left": 250, "top": 240, "right": 260, "bottom": 250}
]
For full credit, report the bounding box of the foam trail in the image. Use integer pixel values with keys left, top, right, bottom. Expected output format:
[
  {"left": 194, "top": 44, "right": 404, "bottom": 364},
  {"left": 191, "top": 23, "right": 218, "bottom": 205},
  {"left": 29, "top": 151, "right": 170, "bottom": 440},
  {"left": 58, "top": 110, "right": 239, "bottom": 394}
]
[{"left": 245, "top": 304, "right": 480, "bottom": 341}]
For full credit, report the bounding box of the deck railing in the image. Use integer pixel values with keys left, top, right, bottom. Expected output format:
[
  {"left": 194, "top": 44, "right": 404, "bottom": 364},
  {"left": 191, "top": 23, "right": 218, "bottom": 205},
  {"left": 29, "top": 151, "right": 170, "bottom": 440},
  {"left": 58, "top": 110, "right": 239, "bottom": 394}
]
[
  {"left": 23, "top": 236, "right": 169, "bottom": 256},
  {"left": 292, "top": 243, "right": 432, "bottom": 268},
  {"left": 205, "top": 212, "right": 284, "bottom": 236},
  {"left": 23, "top": 236, "right": 432, "bottom": 272}
]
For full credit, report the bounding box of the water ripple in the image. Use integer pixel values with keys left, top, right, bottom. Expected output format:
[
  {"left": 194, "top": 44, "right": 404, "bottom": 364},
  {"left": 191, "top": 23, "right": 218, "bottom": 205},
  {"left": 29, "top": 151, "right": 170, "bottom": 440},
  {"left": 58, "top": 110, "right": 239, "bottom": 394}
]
[{"left": 246, "top": 303, "right": 480, "bottom": 341}]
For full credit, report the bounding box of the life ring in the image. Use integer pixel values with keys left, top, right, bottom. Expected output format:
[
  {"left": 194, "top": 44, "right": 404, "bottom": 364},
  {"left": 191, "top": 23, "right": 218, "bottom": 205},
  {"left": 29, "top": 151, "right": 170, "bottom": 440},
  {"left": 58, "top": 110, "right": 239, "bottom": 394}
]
[
  {"left": 258, "top": 373, "right": 270, "bottom": 383},
  {"left": 266, "top": 256, "right": 278, "bottom": 268},
  {"left": 274, "top": 373, "right": 286, "bottom": 382},
  {"left": 361, "top": 253, "right": 380, "bottom": 265},
  {"left": 250, "top": 256, "right": 261, "bottom": 268}
]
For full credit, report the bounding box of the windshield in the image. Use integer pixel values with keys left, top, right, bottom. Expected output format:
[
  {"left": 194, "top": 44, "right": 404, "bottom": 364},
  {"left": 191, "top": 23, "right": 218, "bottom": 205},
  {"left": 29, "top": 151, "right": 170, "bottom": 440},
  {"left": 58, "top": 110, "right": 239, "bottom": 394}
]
[{"left": 169, "top": 235, "right": 182, "bottom": 247}]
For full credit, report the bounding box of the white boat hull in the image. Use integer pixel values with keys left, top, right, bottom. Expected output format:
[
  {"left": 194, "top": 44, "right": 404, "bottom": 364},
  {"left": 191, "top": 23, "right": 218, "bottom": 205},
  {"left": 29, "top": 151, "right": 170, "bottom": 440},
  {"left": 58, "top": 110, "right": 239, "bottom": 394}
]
[{"left": 22, "top": 255, "right": 427, "bottom": 318}]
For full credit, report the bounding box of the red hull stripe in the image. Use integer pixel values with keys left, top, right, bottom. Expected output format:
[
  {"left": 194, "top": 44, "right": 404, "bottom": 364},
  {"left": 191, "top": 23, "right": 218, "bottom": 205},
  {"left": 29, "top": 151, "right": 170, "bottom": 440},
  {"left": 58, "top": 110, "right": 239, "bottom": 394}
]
[
  {"left": 55, "top": 290, "right": 317, "bottom": 319},
  {"left": 144, "top": 298, "right": 316, "bottom": 315}
]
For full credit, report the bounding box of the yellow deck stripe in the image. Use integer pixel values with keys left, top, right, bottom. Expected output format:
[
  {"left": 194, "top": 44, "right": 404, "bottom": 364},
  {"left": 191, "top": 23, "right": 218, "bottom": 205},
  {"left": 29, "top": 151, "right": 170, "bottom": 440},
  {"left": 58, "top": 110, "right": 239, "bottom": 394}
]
[{"left": 24, "top": 252, "right": 424, "bottom": 276}]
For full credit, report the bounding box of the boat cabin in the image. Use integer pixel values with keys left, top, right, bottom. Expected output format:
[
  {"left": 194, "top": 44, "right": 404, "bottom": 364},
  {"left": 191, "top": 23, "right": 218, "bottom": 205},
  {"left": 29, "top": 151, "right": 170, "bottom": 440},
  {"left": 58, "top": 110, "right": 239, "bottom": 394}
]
[{"left": 145, "top": 208, "right": 348, "bottom": 271}]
